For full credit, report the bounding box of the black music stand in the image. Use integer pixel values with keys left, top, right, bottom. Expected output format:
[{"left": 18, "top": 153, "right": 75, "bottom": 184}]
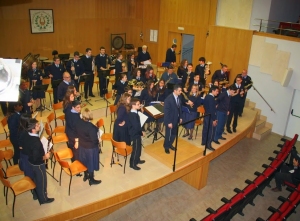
[
  {"left": 52, "top": 79, "right": 62, "bottom": 89},
  {"left": 32, "top": 84, "right": 51, "bottom": 117},
  {"left": 78, "top": 74, "right": 93, "bottom": 106},
  {"left": 96, "top": 70, "right": 111, "bottom": 103},
  {"left": 144, "top": 104, "right": 165, "bottom": 143}
]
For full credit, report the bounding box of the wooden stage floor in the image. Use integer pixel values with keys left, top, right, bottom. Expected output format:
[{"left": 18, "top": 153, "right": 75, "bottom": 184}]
[{"left": 0, "top": 93, "right": 257, "bottom": 221}]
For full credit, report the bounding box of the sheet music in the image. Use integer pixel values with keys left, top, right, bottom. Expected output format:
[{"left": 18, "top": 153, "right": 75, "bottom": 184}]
[
  {"left": 144, "top": 60, "right": 151, "bottom": 65},
  {"left": 150, "top": 101, "right": 161, "bottom": 104},
  {"left": 40, "top": 136, "right": 53, "bottom": 154},
  {"left": 98, "top": 129, "right": 104, "bottom": 139},
  {"left": 138, "top": 111, "right": 148, "bottom": 127},
  {"left": 145, "top": 105, "right": 161, "bottom": 115}
]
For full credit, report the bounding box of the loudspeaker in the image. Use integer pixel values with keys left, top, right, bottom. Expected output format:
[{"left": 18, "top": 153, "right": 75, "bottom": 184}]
[{"left": 281, "top": 68, "right": 293, "bottom": 87}]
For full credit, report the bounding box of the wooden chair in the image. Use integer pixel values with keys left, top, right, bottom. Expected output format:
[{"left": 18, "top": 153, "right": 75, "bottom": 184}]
[
  {"left": 52, "top": 101, "right": 65, "bottom": 126},
  {"left": 109, "top": 105, "right": 117, "bottom": 133},
  {"left": 46, "top": 112, "right": 65, "bottom": 134},
  {"left": 110, "top": 138, "right": 133, "bottom": 174},
  {"left": 195, "top": 106, "right": 205, "bottom": 139},
  {"left": 0, "top": 139, "right": 13, "bottom": 167},
  {"left": 42, "top": 78, "right": 53, "bottom": 108},
  {"left": 55, "top": 149, "right": 87, "bottom": 195},
  {"left": 0, "top": 169, "right": 36, "bottom": 217},
  {"left": 1, "top": 117, "right": 9, "bottom": 139},
  {"left": 96, "top": 118, "right": 112, "bottom": 146}
]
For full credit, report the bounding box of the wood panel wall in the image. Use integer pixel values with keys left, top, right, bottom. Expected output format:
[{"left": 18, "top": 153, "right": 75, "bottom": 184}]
[{"left": 205, "top": 26, "right": 254, "bottom": 84}]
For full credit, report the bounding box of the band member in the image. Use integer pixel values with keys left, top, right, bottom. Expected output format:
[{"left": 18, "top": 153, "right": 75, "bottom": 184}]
[
  {"left": 213, "top": 85, "right": 236, "bottom": 144},
  {"left": 165, "top": 44, "right": 177, "bottom": 64},
  {"left": 52, "top": 50, "right": 58, "bottom": 61},
  {"left": 115, "top": 53, "right": 123, "bottom": 82},
  {"left": 124, "top": 86, "right": 133, "bottom": 97},
  {"left": 163, "top": 85, "right": 183, "bottom": 154},
  {"left": 25, "top": 119, "right": 54, "bottom": 204},
  {"left": 81, "top": 48, "right": 95, "bottom": 99},
  {"left": 226, "top": 75, "right": 244, "bottom": 133},
  {"left": 132, "top": 68, "right": 146, "bottom": 83},
  {"left": 182, "top": 85, "right": 203, "bottom": 140},
  {"left": 128, "top": 98, "right": 146, "bottom": 170},
  {"left": 184, "top": 74, "right": 204, "bottom": 94},
  {"left": 182, "top": 63, "right": 194, "bottom": 88},
  {"left": 195, "top": 57, "right": 206, "bottom": 85},
  {"left": 27, "top": 61, "right": 45, "bottom": 110},
  {"left": 65, "top": 100, "right": 82, "bottom": 162},
  {"left": 202, "top": 86, "right": 219, "bottom": 151},
  {"left": 63, "top": 90, "right": 75, "bottom": 114},
  {"left": 237, "top": 69, "right": 253, "bottom": 116},
  {"left": 7, "top": 102, "right": 23, "bottom": 164},
  {"left": 113, "top": 73, "right": 128, "bottom": 105},
  {"left": 95, "top": 46, "right": 111, "bottom": 97},
  {"left": 212, "top": 64, "right": 228, "bottom": 82},
  {"left": 127, "top": 53, "right": 137, "bottom": 79},
  {"left": 66, "top": 51, "right": 85, "bottom": 91},
  {"left": 57, "top": 72, "right": 76, "bottom": 102},
  {"left": 75, "top": 108, "right": 101, "bottom": 185},
  {"left": 177, "top": 59, "right": 188, "bottom": 78},
  {"left": 145, "top": 66, "right": 157, "bottom": 84},
  {"left": 19, "top": 80, "right": 33, "bottom": 114},
  {"left": 113, "top": 93, "right": 131, "bottom": 145},
  {"left": 137, "top": 45, "right": 151, "bottom": 65},
  {"left": 154, "top": 79, "right": 167, "bottom": 102},
  {"left": 44, "top": 57, "right": 65, "bottom": 104},
  {"left": 161, "top": 65, "right": 178, "bottom": 95}
]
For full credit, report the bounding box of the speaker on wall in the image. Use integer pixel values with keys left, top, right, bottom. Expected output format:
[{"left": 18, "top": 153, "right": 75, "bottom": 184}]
[{"left": 281, "top": 68, "right": 293, "bottom": 87}]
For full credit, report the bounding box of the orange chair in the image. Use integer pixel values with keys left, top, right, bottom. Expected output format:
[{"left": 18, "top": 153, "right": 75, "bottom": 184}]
[
  {"left": 96, "top": 118, "right": 112, "bottom": 146},
  {"left": 0, "top": 169, "right": 36, "bottom": 217},
  {"left": 0, "top": 139, "right": 13, "bottom": 167},
  {"left": 55, "top": 149, "right": 87, "bottom": 195},
  {"left": 46, "top": 112, "right": 65, "bottom": 134},
  {"left": 42, "top": 78, "right": 53, "bottom": 108},
  {"left": 109, "top": 105, "right": 117, "bottom": 132},
  {"left": 1, "top": 117, "right": 9, "bottom": 139},
  {"left": 110, "top": 138, "right": 133, "bottom": 174},
  {"left": 52, "top": 101, "right": 65, "bottom": 126},
  {"left": 195, "top": 106, "right": 205, "bottom": 139}
]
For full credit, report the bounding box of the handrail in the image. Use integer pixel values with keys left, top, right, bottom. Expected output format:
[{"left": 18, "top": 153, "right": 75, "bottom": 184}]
[
  {"left": 253, "top": 18, "right": 300, "bottom": 35},
  {"left": 291, "top": 109, "right": 300, "bottom": 118},
  {"left": 253, "top": 24, "right": 300, "bottom": 33},
  {"left": 182, "top": 47, "right": 193, "bottom": 56},
  {"left": 254, "top": 18, "right": 300, "bottom": 25},
  {"left": 253, "top": 85, "right": 275, "bottom": 113}
]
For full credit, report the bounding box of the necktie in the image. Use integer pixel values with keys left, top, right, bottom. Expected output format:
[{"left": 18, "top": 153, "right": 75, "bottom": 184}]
[{"left": 176, "top": 97, "right": 179, "bottom": 107}]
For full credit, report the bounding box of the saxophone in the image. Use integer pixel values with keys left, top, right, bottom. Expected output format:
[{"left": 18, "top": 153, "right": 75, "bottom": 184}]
[
  {"left": 204, "top": 61, "right": 212, "bottom": 80},
  {"left": 165, "top": 75, "right": 173, "bottom": 87},
  {"left": 185, "top": 72, "right": 191, "bottom": 89},
  {"left": 181, "top": 92, "right": 194, "bottom": 108}
]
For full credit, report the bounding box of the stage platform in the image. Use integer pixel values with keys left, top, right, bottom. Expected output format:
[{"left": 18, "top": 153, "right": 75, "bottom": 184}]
[{"left": 0, "top": 94, "right": 257, "bottom": 220}]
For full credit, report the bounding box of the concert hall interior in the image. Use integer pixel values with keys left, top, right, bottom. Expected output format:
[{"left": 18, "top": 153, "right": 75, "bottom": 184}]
[{"left": 1, "top": 0, "right": 300, "bottom": 220}]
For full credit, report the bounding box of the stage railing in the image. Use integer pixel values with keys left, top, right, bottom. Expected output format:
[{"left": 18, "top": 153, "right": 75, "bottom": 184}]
[{"left": 173, "top": 113, "right": 211, "bottom": 172}]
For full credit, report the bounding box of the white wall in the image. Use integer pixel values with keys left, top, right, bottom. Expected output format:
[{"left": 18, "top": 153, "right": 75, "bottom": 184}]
[
  {"left": 247, "top": 37, "right": 300, "bottom": 138},
  {"left": 249, "top": 0, "right": 272, "bottom": 31}
]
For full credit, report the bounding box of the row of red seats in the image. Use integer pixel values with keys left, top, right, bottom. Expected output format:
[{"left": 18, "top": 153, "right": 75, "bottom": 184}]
[{"left": 195, "top": 134, "right": 298, "bottom": 221}]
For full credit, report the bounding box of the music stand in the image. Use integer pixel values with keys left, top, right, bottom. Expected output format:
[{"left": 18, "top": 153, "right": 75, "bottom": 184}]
[
  {"left": 78, "top": 74, "right": 93, "bottom": 106},
  {"left": 144, "top": 104, "right": 165, "bottom": 143},
  {"left": 96, "top": 70, "right": 111, "bottom": 103},
  {"left": 32, "top": 84, "right": 51, "bottom": 117}
]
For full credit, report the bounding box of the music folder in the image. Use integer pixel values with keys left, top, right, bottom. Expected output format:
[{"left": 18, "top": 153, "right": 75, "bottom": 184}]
[
  {"left": 138, "top": 111, "right": 148, "bottom": 127},
  {"left": 98, "top": 69, "right": 110, "bottom": 78}
]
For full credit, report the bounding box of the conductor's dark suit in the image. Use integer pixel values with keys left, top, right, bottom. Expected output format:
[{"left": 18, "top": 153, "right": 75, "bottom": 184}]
[
  {"left": 163, "top": 93, "right": 182, "bottom": 151},
  {"left": 202, "top": 93, "right": 217, "bottom": 147},
  {"left": 165, "top": 48, "right": 176, "bottom": 63}
]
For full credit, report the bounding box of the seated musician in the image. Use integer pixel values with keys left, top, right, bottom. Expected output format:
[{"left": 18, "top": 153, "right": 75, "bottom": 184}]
[
  {"left": 132, "top": 68, "right": 146, "bottom": 83},
  {"left": 57, "top": 72, "right": 76, "bottom": 102},
  {"left": 184, "top": 74, "right": 204, "bottom": 95},
  {"left": 154, "top": 79, "right": 167, "bottom": 102},
  {"left": 182, "top": 63, "right": 194, "bottom": 88},
  {"left": 27, "top": 61, "right": 45, "bottom": 111},
  {"left": 124, "top": 86, "right": 133, "bottom": 97},
  {"left": 140, "top": 80, "right": 156, "bottom": 132},
  {"left": 137, "top": 45, "right": 151, "bottom": 65},
  {"left": 181, "top": 84, "right": 203, "bottom": 140},
  {"left": 66, "top": 51, "right": 84, "bottom": 91},
  {"left": 19, "top": 80, "right": 33, "bottom": 114},
  {"left": 145, "top": 66, "right": 157, "bottom": 84},
  {"left": 127, "top": 53, "right": 137, "bottom": 79},
  {"left": 113, "top": 73, "right": 128, "bottom": 105},
  {"left": 212, "top": 64, "right": 228, "bottom": 83},
  {"left": 209, "top": 80, "right": 220, "bottom": 93},
  {"left": 177, "top": 59, "right": 188, "bottom": 78}
]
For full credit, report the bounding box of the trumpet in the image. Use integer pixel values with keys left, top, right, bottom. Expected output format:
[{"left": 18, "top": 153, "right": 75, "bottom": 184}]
[{"left": 204, "top": 61, "right": 212, "bottom": 80}]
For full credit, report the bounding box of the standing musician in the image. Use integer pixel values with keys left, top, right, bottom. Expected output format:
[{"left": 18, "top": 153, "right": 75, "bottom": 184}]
[
  {"left": 19, "top": 79, "right": 33, "bottom": 114},
  {"left": 145, "top": 66, "right": 157, "bottom": 84},
  {"left": 212, "top": 64, "right": 228, "bottom": 83},
  {"left": 236, "top": 69, "right": 253, "bottom": 117},
  {"left": 81, "top": 48, "right": 95, "bottom": 99},
  {"left": 44, "top": 56, "right": 65, "bottom": 104},
  {"left": 154, "top": 79, "right": 167, "bottom": 102},
  {"left": 95, "top": 46, "right": 111, "bottom": 97},
  {"left": 114, "top": 53, "right": 123, "bottom": 82},
  {"left": 202, "top": 86, "right": 219, "bottom": 151},
  {"left": 57, "top": 72, "right": 76, "bottom": 102},
  {"left": 25, "top": 119, "right": 54, "bottom": 204},
  {"left": 195, "top": 57, "right": 207, "bottom": 86},
  {"left": 226, "top": 75, "right": 244, "bottom": 133},
  {"left": 165, "top": 44, "right": 177, "bottom": 64},
  {"left": 113, "top": 73, "right": 128, "bottom": 105},
  {"left": 66, "top": 51, "right": 85, "bottom": 91},
  {"left": 137, "top": 45, "right": 151, "bottom": 65},
  {"left": 163, "top": 85, "right": 183, "bottom": 154},
  {"left": 27, "top": 61, "right": 44, "bottom": 111},
  {"left": 177, "top": 59, "right": 188, "bottom": 78},
  {"left": 127, "top": 53, "right": 137, "bottom": 79},
  {"left": 182, "top": 63, "right": 194, "bottom": 88},
  {"left": 184, "top": 74, "right": 204, "bottom": 96},
  {"left": 74, "top": 108, "right": 101, "bottom": 185},
  {"left": 113, "top": 93, "right": 131, "bottom": 145},
  {"left": 182, "top": 84, "right": 203, "bottom": 140}
]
